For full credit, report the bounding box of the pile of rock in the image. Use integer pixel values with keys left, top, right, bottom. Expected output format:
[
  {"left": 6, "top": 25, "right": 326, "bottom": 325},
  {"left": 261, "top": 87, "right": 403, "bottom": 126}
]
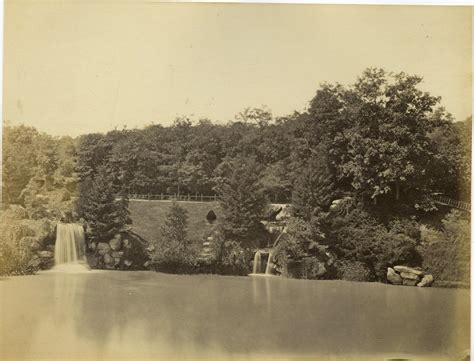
[
  {"left": 92, "top": 232, "right": 149, "bottom": 270},
  {"left": 27, "top": 246, "right": 55, "bottom": 270},
  {"left": 94, "top": 234, "right": 133, "bottom": 270},
  {"left": 387, "top": 266, "right": 434, "bottom": 287}
]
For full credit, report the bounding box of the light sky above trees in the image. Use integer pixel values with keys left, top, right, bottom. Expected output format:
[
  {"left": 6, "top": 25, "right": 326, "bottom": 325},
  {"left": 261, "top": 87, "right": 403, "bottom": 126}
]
[{"left": 4, "top": 2, "right": 471, "bottom": 136}]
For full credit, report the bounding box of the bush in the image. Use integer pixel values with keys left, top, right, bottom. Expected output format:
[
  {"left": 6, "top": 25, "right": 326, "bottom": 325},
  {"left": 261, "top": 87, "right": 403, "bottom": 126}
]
[
  {"left": 329, "top": 208, "right": 420, "bottom": 280},
  {"left": 0, "top": 207, "right": 37, "bottom": 275},
  {"left": 418, "top": 210, "right": 470, "bottom": 284},
  {"left": 272, "top": 216, "right": 335, "bottom": 279},
  {"left": 213, "top": 238, "right": 253, "bottom": 275},
  {"left": 334, "top": 260, "right": 373, "bottom": 282}
]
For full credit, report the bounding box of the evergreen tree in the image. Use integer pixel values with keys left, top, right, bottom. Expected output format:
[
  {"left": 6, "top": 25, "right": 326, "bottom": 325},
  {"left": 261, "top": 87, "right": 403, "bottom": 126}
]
[
  {"left": 292, "top": 152, "right": 335, "bottom": 220},
  {"left": 77, "top": 166, "right": 132, "bottom": 249},
  {"left": 150, "top": 201, "right": 196, "bottom": 272},
  {"left": 214, "top": 157, "right": 269, "bottom": 248}
]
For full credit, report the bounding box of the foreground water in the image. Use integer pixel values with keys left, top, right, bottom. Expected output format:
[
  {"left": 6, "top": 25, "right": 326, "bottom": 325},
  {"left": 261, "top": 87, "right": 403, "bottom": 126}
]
[{"left": 0, "top": 271, "right": 469, "bottom": 360}]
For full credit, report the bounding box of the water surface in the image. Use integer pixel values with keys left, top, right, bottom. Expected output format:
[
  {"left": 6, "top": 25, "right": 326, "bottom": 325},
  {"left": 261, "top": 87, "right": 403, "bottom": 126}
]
[{"left": 0, "top": 271, "right": 469, "bottom": 360}]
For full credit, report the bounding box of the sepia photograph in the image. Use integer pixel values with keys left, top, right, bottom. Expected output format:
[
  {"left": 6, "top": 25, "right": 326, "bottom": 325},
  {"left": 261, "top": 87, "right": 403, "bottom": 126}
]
[{"left": 0, "top": 1, "right": 472, "bottom": 360}]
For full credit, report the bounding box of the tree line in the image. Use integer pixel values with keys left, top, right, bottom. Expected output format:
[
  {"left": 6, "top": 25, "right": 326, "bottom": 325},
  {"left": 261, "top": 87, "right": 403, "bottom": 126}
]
[
  {"left": 4, "top": 68, "right": 470, "bottom": 209},
  {"left": 2, "top": 68, "right": 471, "bottom": 281}
]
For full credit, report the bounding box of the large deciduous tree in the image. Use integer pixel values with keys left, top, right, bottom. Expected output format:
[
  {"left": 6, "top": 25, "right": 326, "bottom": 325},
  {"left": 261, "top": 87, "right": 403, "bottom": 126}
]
[{"left": 308, "top": 68, "right": 449, "bottom": 205}]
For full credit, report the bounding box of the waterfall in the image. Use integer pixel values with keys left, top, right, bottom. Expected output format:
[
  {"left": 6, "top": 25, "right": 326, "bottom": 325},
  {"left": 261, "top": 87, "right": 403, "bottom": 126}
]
[
  {"left": 265, "top": 251, "right": 274, "bottom": 275},
  {"left": 252, "top": 250, "right": 262, "bottom": 274},
  {"left": 54, "top": 223, "right": 88, "bottom": 268}
]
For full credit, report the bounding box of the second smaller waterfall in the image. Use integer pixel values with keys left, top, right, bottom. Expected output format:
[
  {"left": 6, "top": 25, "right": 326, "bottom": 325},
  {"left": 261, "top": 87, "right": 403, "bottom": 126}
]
[
  {"left": 265, "top": 251, "right": 274, "bottom": 275},
  {"left": 251, "top": 250, "right": 275, "bottom": 276}
]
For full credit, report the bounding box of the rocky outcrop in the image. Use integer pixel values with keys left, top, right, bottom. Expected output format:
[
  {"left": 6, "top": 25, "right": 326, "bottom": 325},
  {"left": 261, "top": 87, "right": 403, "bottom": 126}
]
[
  {"left": 387, "top": 268, "right": 402, "bottom": 285},
  {"left": 109, "top": 234, "right": 122, "bottom": 251},
  {"left": 417, "top": 274, "right": 434, "bottom": 287},
  {"left": 3, "top": 208, "right": 58, "bottom": 273},
  {"left": 387, "top": 265, "right": 434, "bottom": 287},
  {"left": 394, "top": 265, "right": 423, "bottom": 276},
  {"left": 92, "top": 231, "right": 149, "bottom": 270}
]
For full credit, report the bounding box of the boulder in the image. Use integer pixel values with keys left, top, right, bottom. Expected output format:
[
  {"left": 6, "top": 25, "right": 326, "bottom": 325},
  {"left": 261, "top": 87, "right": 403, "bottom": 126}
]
[
  {"left": 394, "top": 266, "right": 423, "bottom": 276},
  {"left": 329, "top": 199, "right": 342, "bottom": 213},
  {"left": 123, "top": 239, "right": 131, "bottom": 249},
  {"left": 417, "top": 274, "right": 434, "bottom": 287},
  {"left": 113, "top": 257, "right": 121, "bottom": 266},
  {"left": 402, "top": 278, "right": 418, "bottom": 286},
  {"left": 40, "top": 257, "right": 55, "bottom": 269},
  {"left": 29, "top": 241, "right": 41, "bottom": 252},
  {"left": 387, "top": 267, "right": 402, "bottom": 285},
  {"left": 98, "top": 243, "right": 111, "bottom": 255},
  {"left": 28, "top": 256, "right": 42, "bottom": 269},
  {"left": 111, "top": 251, "right": 124, "bottom": 258},
  {"left": 103, "top": 253, "right": 114, "bottom": 266},
  {"left": 124, "top": 260, "right": 133, "bottom": 268},
  {"left": 38, "top": 251, "right": 54, "bottom": 259},
  {"left": 109, "top": 234, "right": 122, "bottom": 251},
  {"left": 144, "top": 260, "right": 151, "bottom": 268},
  {"left": 400, "top": 272, "right": 420, "bottom": 281}
]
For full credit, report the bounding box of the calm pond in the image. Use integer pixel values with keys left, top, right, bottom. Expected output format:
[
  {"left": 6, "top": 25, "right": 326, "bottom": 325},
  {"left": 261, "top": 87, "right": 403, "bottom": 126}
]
[{"left": 0, "top": 271, "right": 469, "bottom": 360}]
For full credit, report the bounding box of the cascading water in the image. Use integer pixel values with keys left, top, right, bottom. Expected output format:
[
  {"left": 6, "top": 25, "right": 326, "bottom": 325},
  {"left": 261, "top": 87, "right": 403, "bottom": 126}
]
[
  {"left": 251, "top": 250, "right": 275, "bottom": 276},
  {"left": 265, "top": 251, "right": 274, "bottom": 275},
  {"left": 252, "top": 251, "right": 263, "bottom": 274},
  {"left": 53, "top": 223, "right": 89, "bottom": 272}
]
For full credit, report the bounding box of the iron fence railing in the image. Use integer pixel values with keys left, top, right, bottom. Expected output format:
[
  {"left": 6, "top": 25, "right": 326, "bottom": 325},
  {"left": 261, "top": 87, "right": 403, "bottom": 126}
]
[
  {"left": 129, "top": 194, "right": 218, "bottom": 202},
  {"left": 429, "top": 194, "right": 470, "bottom": 212},
  {"left": 127, "top": 194, "right": 291, "bottom": 204}
]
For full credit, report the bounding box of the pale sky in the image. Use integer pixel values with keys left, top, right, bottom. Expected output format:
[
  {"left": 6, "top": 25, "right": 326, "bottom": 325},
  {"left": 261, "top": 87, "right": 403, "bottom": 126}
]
[{"left": 4, "top": 2, "right": 472, "bottom": 136}]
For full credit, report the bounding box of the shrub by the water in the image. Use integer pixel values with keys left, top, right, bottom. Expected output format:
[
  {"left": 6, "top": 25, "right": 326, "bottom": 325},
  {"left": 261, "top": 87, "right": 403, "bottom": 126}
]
[
  {"left": 0, "top": 206, "right": 55, "bottom": 275},
  {"left": 334, "top": 260, "right": 373, "bottom": 282},
  {"left": 213, "top": 237, "right": 253, "bottom": 275},
  {"left": 328, "top": 207, "right": 420, "bottom": 280},
  {"left": 273, "top": 217, "right": 334, "bottom": 279},
  {"left": 418, "top": 210, "right": 470, "bottom": 286}
]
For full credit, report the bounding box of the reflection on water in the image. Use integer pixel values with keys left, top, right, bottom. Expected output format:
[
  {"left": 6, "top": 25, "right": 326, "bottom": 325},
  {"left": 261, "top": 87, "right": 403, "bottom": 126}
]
[{"left": 0, "top": 272, "right": 469, "bottom": 360}]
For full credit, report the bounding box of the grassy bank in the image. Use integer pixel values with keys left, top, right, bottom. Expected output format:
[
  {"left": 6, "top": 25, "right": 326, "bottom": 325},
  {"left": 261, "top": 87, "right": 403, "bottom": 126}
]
[{"left": 129, "top": 200, "right": 221, "bottom": 243}]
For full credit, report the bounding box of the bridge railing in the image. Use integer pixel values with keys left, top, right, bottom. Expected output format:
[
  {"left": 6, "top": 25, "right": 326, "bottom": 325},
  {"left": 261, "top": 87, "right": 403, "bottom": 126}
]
[{"left": 429, "top": 194, "right": 471, "bottom": 212}]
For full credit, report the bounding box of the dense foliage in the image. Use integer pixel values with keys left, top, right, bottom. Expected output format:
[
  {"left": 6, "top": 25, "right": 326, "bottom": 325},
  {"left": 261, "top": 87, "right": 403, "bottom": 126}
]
[
  {"left": 418, "top": 210, "right": 470, "bottom": 286},
  {"left": 2, "top": 68, "right": 470, "bottom": 283}
]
